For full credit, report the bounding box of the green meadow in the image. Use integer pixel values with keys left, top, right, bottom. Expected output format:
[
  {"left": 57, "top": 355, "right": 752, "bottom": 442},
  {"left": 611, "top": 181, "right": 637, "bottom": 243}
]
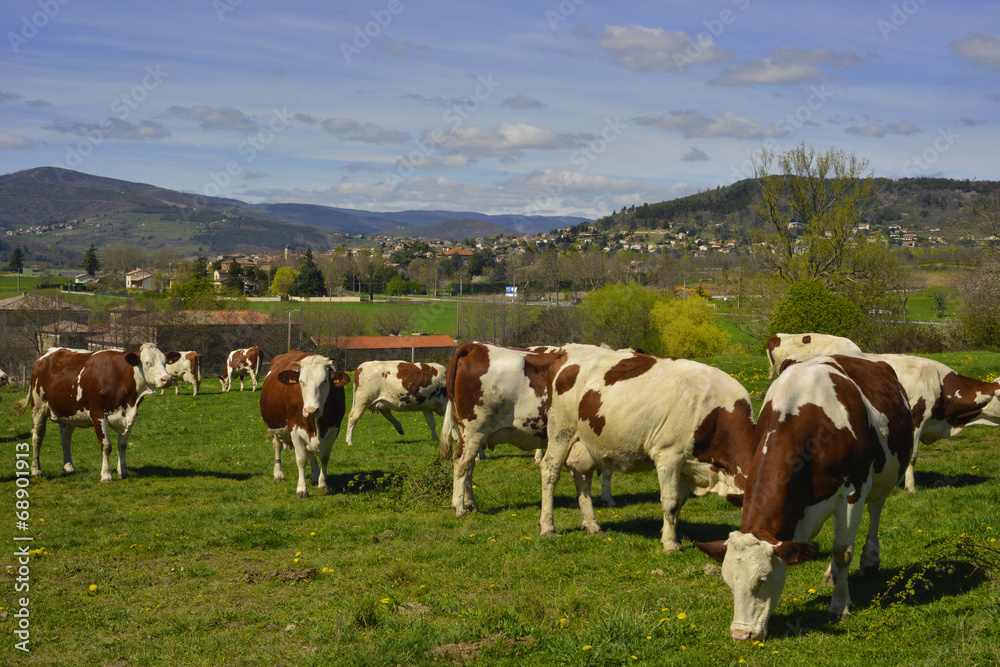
[{"left": 1, "top": 352, "right": 998, "bottom": 666}]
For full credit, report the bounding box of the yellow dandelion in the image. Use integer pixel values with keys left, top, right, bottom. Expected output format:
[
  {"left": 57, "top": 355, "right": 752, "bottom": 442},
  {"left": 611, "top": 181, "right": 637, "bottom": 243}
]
[
  {"left": 808, "top": 588, "right": 817, "bottom": 594},
  {"left": 293, "top": 558, "right": 300, "bottom": 563},
  {"left": 582, "top": 645, "right": 592, "bottom": 651},
  {"left": 380, "top": 598, "right": 391, "bottom": 604},
  {"left": 89, "top": 584, "right": 97, "bottom": 592},
  {"left": 677, "top": 612, "right": 686, "bottom": 620},
  {"left": 310, "top": 532, "right": 316, "bottom": 537}
]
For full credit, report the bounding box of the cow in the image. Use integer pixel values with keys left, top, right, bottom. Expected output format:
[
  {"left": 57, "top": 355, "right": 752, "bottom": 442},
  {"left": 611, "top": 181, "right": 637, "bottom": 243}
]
[
  {"left": 221, "top": 346, "right": 261, "bottom": 392},
  {"left": 439, "top": 342, "right": 614, "bottom": 518},
  {"left": 162, "top": 350, "right": 202, "bottom": 396},
  {"left": 259, "top": 350, "right": 351, "bottom": 498},
  {"left": 864, "top": 353, "right": 1000, "bottom": 493},
  {"left": 697, "top": 354, "right": 914, "bottom": 641},
  {"left": 765, "top": 333, "right": 861, "bottom": 379},
  {"left": 13, "top": 344, "right": 173, "bottom": 482},
  {"left": 345, "top": 361, "right": 447, "bottom": 447},
  {"left": 0, "top": 365, "right": 8, "bottom": 402},
  {"left": 540, "top": 344, "right": 758, "bottom": 552}
]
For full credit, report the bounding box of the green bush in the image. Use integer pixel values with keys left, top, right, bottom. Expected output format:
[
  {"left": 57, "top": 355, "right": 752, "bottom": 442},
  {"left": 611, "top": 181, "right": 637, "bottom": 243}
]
[{"left": 768, "top": 279, "right": 864, "bottom": 339}]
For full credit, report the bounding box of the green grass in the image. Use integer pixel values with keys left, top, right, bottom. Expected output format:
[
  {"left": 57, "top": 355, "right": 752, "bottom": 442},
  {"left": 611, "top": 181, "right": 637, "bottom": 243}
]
[{"left": 1, "top": 356, "right": 999, "bottom": 665}]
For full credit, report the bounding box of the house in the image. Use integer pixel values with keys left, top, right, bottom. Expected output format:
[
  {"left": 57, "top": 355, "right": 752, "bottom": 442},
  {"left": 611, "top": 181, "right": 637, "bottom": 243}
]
[
  {"left": 309, "top": 334, "right": 458, "bottom": 369},
  {"left": 37, "top": 320, "right": 105, "bottom": 350},
  {"left": 125, "top": 269, "right": 153, "bottom": 290},
  {"left": 0, "top": 293, "right": 90, "bottom": 330}
]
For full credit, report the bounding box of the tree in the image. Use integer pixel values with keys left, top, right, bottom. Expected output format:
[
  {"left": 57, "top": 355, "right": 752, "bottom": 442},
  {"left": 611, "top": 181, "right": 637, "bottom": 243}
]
[
  {"left": 8, "top": 247, "right": 24, "bottom": 273},
  {"left": 102, "top": 245, "right": 147, "bottom": 274},
  {"left": 272, "top": 266, "right": 298, "bottom": 295},
  {"left": 81, "top": 245, "right": 100, "bottom": 276},
  {"left": 467, "top": 248, "right": 496, "bottom": 277},
  {"left": 767, "top": 279, "right": 864, "bottom": 341},
  {"left": 193, "top": 254, "right": 209, "bottom": 279},
  {"left": 224, "top": 259, "right": 244, "bottom": 293},
  {"left": 581, "top": 282, "right": 665, "bottom": 351},
  {"left": 649, "top": 296, "right": 730, "bottom": 358},
  {"left": 289, "top": 248, "right": 327, "bottom": 297}
]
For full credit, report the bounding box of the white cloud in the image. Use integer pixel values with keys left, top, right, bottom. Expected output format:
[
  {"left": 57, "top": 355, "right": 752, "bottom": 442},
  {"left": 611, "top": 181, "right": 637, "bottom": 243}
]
[
  {"left": 845, "top": 121, "right": 920, "bottom": 137},
  {"left": 502, "top": 95, "right": 546, "bottom": 110},
  {"left": 0, "top": 132, "right": 34, "bottom": 149},
  {"left": 636, "top": 110, "right": 789, "bottom": 139},
  {"left": 45, "top": 119, "right": 171, "bottom": 141},
  {"left": 952, "top": 33, "right": 1000, "bottom": 71},
  {"left": 322, "top": 118, "right": 410, "bottom": 144},
  {"left": 168, "top": 105, "right": 257, "bottom": 131},
  {"left": 414, "top": 122, "right": 582, "bottom": 166},
  {"left": 599, "top": 25, "right": 733, "bottom": 72},
  {"left": 682, "top": 147, "right": 709, "bottom": 162},
  {"left": 711, "top": 47, "right": 863, "bottom": 86}
]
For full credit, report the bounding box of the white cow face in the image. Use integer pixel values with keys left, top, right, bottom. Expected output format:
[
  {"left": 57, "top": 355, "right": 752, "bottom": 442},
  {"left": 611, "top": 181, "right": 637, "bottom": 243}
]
[
  {"left": 720, "top": 531, "right": 787, "bottom": 641},
  {"left": 286, "top": 355, "right": 337, "bottom": 419},
  {"left": 135, "top": 343, "right": 173, "bottom": 390}
]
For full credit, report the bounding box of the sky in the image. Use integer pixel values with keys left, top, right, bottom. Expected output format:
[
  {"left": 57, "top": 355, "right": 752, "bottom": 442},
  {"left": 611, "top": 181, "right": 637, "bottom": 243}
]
[{"left": 1, "top": 0, "right": 998, "bottom": 219}]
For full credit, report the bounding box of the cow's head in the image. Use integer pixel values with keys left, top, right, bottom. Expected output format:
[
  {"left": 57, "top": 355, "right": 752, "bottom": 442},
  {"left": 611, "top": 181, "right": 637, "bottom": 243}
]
[
  {"left": 697, "top": 531, "right": 814, "bottom": 641},
  {"left": 130, "top": 343, "right": 173, "bottom": 390},
  {"left": 278, "top": 355, "right": 348, "bottom": 419}
]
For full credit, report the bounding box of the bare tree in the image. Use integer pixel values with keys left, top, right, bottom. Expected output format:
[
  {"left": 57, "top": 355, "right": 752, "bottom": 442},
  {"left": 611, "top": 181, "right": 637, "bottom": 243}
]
[{"left": 102, "top": 245, "right": 148, "bottom": 274}]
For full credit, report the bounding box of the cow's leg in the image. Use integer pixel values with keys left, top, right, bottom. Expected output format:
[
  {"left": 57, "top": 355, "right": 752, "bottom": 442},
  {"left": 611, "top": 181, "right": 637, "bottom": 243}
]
[
  {"left": 539, "top": 426, "right": 575, "bottom": 538},
  {"left": 451, "top": 432, "right": 484, "bottom": 517},
  {"left": 565, "top": 442, "right": 602, "bottom": 534},
  {"left": 250, "top": 372, "right": 258, "bottom": 392},
  {"left": 379, "top": 408, "right": 404, "bottom": 435},
  {"left": 655, "top": 462, "right": 685, "bottom": 553},
  {"left": 272, "top": 435, "right": 286, "bottom": 482},
  {"left": 308, "top": 451, "right": 320, "bottom": 486},
  {"left": 533, "top": 448, "right": 544, "bottom": 465},
  {"left": 599, "top": 469, "right": 616, "bottom": 507},
  {"left": 29, "top": 402, "right": 49, "bottom": 476},
  {"left": 903, "top": 443, "right": 919, "bottom": 493},
  {"left": 345, "top": 397, "right": 369, "bottom": 447},
  {"left": 59, "top": 423, "right": 76, "bottom": 475},
  {"left": 193, "top": 378, "right": 200, "bottom": 396},
  {"left": 174, "top": 383, "right": 180, "bottom": 396},
  {"left": 823, "top": 500, "right": 865, "bottom": 621},
  {"left": 239, "top": 375, "right": 245, "bottom": 391},
  {"left": 423, "top": 411, "right": 438, "bottom": 441},
  {"left": 94, "top": 419, "right": 114, "bottom": 483},
  {"left": 292, "top": 434, "right": 310, "bottom": 498},
  {"left": 316, "top": 428, "right": 338, "bottom": 494},
  {"left": 116, "top": 430, "right": 130, "bottom": 479},
  {"left": 859, "top": 499, "right": 886, "bottom": 577}
]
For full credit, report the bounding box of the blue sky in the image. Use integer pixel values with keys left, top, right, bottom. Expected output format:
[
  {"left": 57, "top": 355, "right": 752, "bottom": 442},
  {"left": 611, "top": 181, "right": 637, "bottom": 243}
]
[{"left": 1, "top": 0, "right": 997, "bottom": 218}]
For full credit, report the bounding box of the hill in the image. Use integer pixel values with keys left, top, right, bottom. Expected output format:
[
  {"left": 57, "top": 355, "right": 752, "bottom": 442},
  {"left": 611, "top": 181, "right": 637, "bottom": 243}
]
[{"left": 384, "top": 217, "right": 520, "bottom": 241}]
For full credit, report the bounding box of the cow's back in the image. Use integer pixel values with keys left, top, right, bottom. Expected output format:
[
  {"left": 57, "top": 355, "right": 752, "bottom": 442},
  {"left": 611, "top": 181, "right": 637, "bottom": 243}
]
[{"left": 31, "top": 348, "right": 137, "bottom": 417}]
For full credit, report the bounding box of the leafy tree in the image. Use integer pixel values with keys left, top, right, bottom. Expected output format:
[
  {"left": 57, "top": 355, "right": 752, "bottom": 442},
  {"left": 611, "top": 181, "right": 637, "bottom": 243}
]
[
  {"left": 581, "top": 282, "right": 665, "bottom": 351},
  {"left": 649, "top": 296, "right": 730, "bottom": 358},
  {"left": 168, "top": 276, "right": 224, "bottom": 309},
  {"left": 467, "top": 248, "right": 496, "bottom": 277},
  {"left": 289, "top": 248, "right": 327, "bottom": 297},
  {"left": 272, "top": 266, "right": 298, "bottom": 295},
  {"left": 767, "top": 279, "right": 864, "bottom": 340},
  {"left": 8, "top": 247, "right": 24, "bottom": 273},
  {"left": 81, "top": 245, "right": 100, "bottom": 276}
]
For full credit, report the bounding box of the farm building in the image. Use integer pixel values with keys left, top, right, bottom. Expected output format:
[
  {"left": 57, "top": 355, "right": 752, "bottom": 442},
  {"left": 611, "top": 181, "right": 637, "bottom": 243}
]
[{"left": 308, "top": 334, "right": 458, "bottom": 369}]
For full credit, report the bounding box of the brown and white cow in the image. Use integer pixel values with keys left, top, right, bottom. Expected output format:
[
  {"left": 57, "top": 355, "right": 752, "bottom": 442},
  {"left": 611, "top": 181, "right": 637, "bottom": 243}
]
[
  {"left": 221, "top": 346, "right": 261, "bottom": 392},
  {"left": 541, "top": 344, "right": 757, "bottom": 552},
  {"left": 259, "top": 350, "right": 351, "bottom": 498},
  {"left": 697, "top": 354, "right": 914, "bottom": 640},
  {"left": 346, "top": 361, "right": 447, "bottom": 446},
  {"left": 765, "top": 333, "right": 861, "bottom": 379},
  {"left": 162, "top": 350, "right": 202, "bottom": 396},
  {"left": 13, "top": 344, "right": 173, "bottom": 482},
  {"left": 439, "top": 342, "right": 614, "bottom": 518},
  {"left": 865, "top": 353, "right": 1000, "bottom": 493}
]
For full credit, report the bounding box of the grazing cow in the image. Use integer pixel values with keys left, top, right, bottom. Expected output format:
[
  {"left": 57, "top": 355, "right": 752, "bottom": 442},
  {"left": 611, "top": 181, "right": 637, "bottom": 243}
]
[
  {"left": 765, "top": 333, "right": 861, "bottom": 379},
  {"left": 13, "top": 344, "right": 173, "bottom": 482},
  {"left": 259, "top": 350, "right": 351, "bottom": 498},
  {"left": 697, "top": 354, "right": 914, "bottom": 641},
  {"left": 162, "top": 350, "right": 202, "bottom": 396},
  {"left": 346, "top": 361, "right": 447, "bottom": 446},
  {"left": 865, "top": 353, "right": 1000, "bottom": 493},
  {"left": 221, "top": 346, "right": 261, "bottom": 392},
  {"left": 439, "top": 342, "right": 614, "bottom": 518},
  {"left": 0, "top": 365, "right": 8, "bottom": 402},
  {"left": 541, "top": 344, "right": 757, "bottom": 552}
]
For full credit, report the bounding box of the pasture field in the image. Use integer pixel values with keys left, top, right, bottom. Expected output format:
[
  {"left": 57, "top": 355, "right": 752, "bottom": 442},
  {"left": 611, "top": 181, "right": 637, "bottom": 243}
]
[{"left": 1, "top": 353, "right": 999, "bottom": 666}]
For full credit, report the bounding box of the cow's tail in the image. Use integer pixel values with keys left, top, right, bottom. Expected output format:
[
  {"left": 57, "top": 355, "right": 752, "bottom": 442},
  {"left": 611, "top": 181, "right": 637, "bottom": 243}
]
[
  {"left": 437, "top": 399, "right": 455, "bottom": 461},
  {"left": 13, "top": 394, "right": 30, "bottom": 416}
]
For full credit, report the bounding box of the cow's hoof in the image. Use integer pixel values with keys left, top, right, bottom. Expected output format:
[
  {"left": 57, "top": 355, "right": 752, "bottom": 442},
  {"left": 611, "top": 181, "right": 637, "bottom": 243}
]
[
  {"left": 584, "top": 526, "right": 605, "bottom": 536},
  {"left": 63, "top": 464, "right": 75, "bottom": 474},
  {"left": 100, "top": 477, "right": 113, "bottom": 483},
  {"left": 295, "top": 490, "right": 308, "bottom": 499},
  {"left": 31, "top": 468, "right": 42, "bottom": 476},
  {"left": 821, "top": 570, "right": 835, "bottom": 587},
  {"left": 540, "top": 528, "right": 559, "bottom": 538},
  {"left": 274, "top": 475, "right": 285, "bottom": 483},
  {"left": 662, "top": 543, "right": 681, "bottom": 554},
  {"left": 319, "top": 486, "right": 332, "bottom": 495},
  {"left": 603, "top": 499, "right": 618, "bottom": 508},
  {"left": 119, "top": 472, "right": 129, "bottom": 480},
  {"left": 828, "top": 609, "right": 851, "bottom": 623},
  {"left": 858, "top": 562, "right": 880, "bottom": 578}
]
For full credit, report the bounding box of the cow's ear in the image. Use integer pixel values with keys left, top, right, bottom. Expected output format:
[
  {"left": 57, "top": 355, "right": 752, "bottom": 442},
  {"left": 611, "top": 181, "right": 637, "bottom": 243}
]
[
  {"left": 165, "top": 351, "right": 181, "bottom": 364},
  {"left": 330, "top": 370, "right": 351, "bottom": 387},
  {"left": 778, "top": 358, "right": 799, "bottom": 375},
  {"left": 696, "top": 540, "right": 728, "bottom": 563},
  {"left": 277, "top": 370, "right": 300, "bottom": 385},
  {"left": 773, "top": 541, "right": 815, "bottom": 566},
  {"left": 725, "top": 493, "right": 744, "bottom": 508},
  {"left": 124, "top": 352, "right": 141, "bottom": 367}
]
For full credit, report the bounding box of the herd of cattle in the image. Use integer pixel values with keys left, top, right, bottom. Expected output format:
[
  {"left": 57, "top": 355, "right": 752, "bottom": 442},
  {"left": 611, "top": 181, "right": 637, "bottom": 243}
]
[{"left": 9, "top": 332, "right": 1000, "bottom": 641}]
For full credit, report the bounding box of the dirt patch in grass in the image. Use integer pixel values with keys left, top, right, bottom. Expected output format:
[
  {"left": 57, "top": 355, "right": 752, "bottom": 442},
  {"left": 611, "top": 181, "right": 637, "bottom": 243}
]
[{"left": 429, "top": 632, "right": 535, "bottom": 662}]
